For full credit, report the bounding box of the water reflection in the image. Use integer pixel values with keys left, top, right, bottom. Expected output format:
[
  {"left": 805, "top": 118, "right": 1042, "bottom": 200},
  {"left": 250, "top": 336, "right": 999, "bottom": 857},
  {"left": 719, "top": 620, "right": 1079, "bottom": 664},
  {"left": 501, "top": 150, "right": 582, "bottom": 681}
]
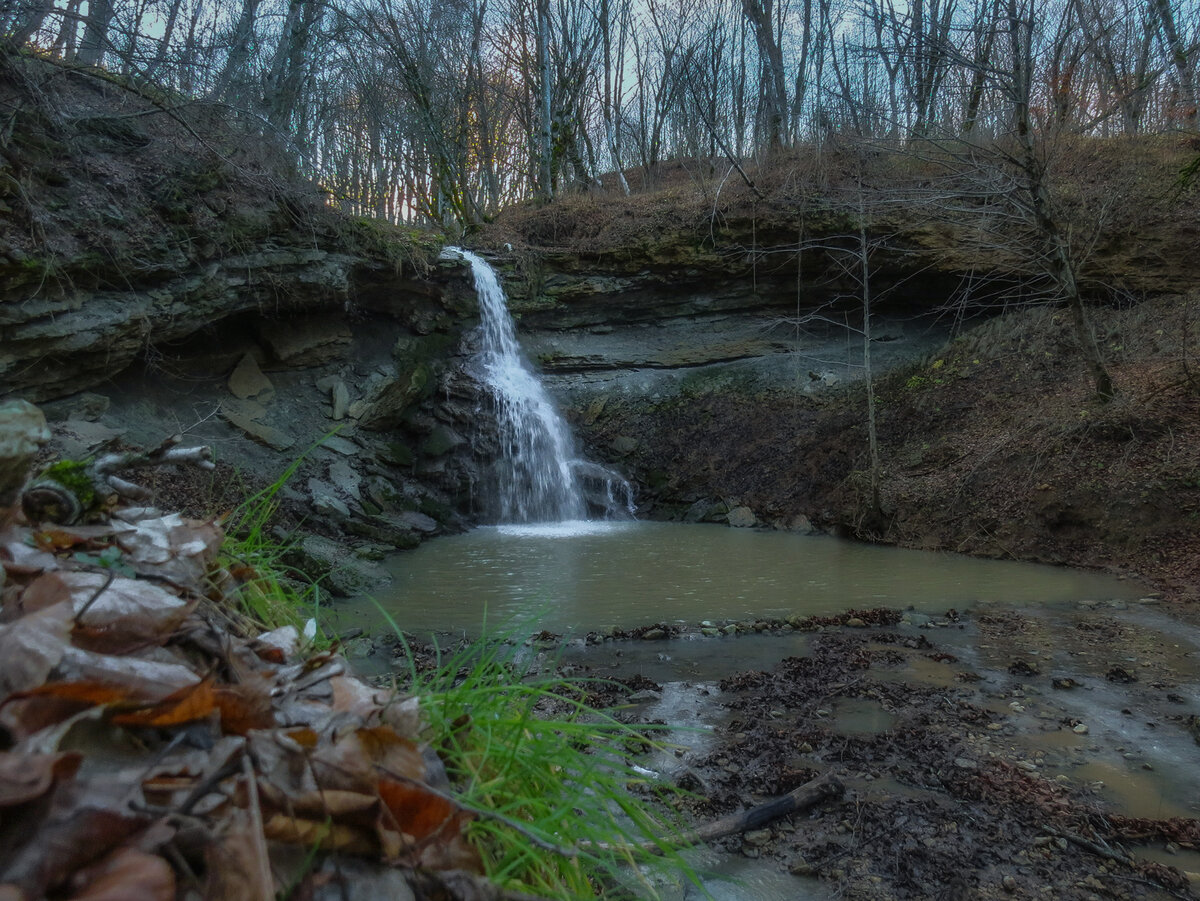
[{"left": 369, "top": 523, "right": 1143, "bottom": 636}]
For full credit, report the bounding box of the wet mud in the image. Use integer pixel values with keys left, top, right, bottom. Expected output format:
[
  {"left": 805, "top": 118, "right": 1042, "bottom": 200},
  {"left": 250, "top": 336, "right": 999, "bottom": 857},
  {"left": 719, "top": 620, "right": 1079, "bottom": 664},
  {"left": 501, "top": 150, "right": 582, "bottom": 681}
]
[{"left": 545, "top": 601, "right": 1200, "bottom": 900}]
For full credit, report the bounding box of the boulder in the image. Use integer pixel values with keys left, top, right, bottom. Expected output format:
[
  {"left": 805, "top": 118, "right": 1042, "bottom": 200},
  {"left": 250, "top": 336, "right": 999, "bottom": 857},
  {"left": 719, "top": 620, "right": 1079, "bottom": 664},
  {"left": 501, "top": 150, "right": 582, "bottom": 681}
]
[
  {"left": 358, "top": 365, "right": 431, "bottom": 431},
  {"left": 727, "top": 506, "right": 757, "bottom": 528},
  {"left": 421, "top": 424, "right": 466, "bottom": 458},
  {"left": 228, "top": 354, "right": 274, "bottom": 401}
]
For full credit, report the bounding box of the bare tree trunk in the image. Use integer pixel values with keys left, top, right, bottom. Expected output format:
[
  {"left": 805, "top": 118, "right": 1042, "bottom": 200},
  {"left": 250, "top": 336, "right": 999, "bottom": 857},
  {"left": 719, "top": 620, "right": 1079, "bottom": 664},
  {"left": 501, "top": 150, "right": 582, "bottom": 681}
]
[
  {"left": 52, "top": 0, "right": 82, "bottom": 59},
  {"left": 75, "top": 0, "right": 113, "bottom": 66},
  {"left": 142, "top": 0, "right": 185, "bottom": 81},
  {"left": 1148, "top": 0, "right": 1197, "bottom": 126},
  {"left": 5, "top": 0, "right": 56, "bottom": 47},
  {"left": 1007, "top": 0, "right": 1116, "bottom": 401},
  {"left": 213, "top": 0, "right": 264, "bottom": 100},
  {"left": 742, "top": 0, "right": 788, "bottom": 151},
  {"left": 537, "top": 0, "right": 553, "bottom": 200},
  {"left": 961, "top": 0, "right": 998, "bottom": 134}
]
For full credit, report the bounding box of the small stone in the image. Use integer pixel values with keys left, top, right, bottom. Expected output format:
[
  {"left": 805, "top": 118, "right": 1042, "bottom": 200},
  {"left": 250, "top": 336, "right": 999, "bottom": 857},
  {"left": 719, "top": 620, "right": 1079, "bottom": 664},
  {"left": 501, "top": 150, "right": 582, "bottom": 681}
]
[
  {"left": 228, "top": 354, "right": 274, "bottom": 401},
  {"left": 322, "top": 435, "right": 360, "bottom": 456},
  {"left": 700, "top": 627, "right": 720, "bottom": 637},
  {"left": 331, "top": 379, "right": 351, "bottom": 420},
  {"left": 798, "top": 742, "right": 814, "bottom": 753},
  {"left": 222, "top": 407, "right": 294, "bottom": 451},
  {"left": 641, "top": 628, "right": 668, "bottom": 641},
  {"left": 846, "top": 617, "right": 867, "bottom": 628},
  {"left": 954, "top": 757, "right": 978, "bottom": 770},
  {"left": 789, "top": 861, "right": 815, "bottom": 877},
  {"left": 1003, "top": 875, "right": 1017, "bottom": 893},
  {"left": 1073, "top": 723, "right": 1089, "bottom": 734},
  {"left": 743, "top": 829, "right": 771, "bottom": 846},
  {"left": 627, "top": 689, "right": 661, "bottom": 703}
]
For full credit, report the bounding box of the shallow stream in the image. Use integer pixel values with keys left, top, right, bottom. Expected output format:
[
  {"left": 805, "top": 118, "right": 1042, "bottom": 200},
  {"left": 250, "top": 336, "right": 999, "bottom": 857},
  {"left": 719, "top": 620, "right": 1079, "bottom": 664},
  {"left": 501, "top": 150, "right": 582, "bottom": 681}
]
[{"left": 340, "top": 524, "right": 1200, "bottom": 899}]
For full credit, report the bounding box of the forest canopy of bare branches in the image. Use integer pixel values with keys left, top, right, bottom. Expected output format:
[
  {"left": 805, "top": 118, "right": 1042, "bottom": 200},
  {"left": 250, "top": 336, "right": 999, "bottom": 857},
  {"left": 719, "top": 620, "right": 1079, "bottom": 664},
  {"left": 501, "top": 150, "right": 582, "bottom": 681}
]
[{"left": 1, "top": 0, "right": 1196, "bottom": 226}]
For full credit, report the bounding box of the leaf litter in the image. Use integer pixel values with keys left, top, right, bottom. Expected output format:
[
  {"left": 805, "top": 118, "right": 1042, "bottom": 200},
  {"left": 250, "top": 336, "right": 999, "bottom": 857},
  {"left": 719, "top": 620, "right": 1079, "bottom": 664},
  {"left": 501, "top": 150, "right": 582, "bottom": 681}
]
[{"left": 0, "top": 490, "right": 492, "bottom": 900}]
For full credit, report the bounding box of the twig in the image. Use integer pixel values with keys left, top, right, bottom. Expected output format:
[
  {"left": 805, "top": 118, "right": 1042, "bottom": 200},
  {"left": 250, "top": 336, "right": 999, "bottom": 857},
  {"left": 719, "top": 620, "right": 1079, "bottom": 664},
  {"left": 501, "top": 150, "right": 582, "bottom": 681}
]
[
  {"left": 72, "top": 569, "right": 115, "bottom": 623},
  {"left": 1042, "top": 824, "right": 1132, "bottom": 865},
  {"left": 241, "top": 753, "right": 276, "bottom": 901}
]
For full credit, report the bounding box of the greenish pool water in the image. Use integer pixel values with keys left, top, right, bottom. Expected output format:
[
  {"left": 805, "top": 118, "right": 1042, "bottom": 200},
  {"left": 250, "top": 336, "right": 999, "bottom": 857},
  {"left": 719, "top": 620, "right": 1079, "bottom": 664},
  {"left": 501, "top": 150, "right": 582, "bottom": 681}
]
[{"left": 363, "top": 522, "right": 1144, "bottom": 636}]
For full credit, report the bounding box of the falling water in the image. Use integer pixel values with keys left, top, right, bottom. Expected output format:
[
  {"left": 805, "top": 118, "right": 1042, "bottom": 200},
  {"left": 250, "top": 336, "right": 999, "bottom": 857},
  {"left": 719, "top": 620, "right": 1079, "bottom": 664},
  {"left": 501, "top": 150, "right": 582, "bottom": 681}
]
[{"left": 456, "top": 248, "right": 633, "bottom": 523}]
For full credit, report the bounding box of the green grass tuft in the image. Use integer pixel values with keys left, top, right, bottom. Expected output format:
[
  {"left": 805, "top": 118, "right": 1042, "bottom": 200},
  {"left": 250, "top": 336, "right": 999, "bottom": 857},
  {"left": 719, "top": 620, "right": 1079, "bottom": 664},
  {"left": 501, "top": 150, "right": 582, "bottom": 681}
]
[{"left": 380, "top": 616, "right": 702, "bottom": 899}]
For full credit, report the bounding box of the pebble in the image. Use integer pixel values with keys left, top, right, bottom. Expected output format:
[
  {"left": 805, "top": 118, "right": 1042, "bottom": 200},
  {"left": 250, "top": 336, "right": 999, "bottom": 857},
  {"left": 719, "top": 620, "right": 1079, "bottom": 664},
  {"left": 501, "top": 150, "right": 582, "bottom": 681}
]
[
  {"left": 954, "top": 757, "right": 978, "bottom": 770},
  {"left": 1002, "top": 875, "right": 1017, "bottom": 893},
  {"left": 789, "top": 861, "right": 815, "bottom": 877},
  {"left": 743, "top": 829, "right": 771, "bottom": 846},
  {"left": 1073, "top": 723, "right": 1089, "bottom": 734},
  {"left": 641, "top": 628, "right": 667, "bottom": 640},
  {"left": 846, "top": 617, "right": 867, "bottom": 628}
]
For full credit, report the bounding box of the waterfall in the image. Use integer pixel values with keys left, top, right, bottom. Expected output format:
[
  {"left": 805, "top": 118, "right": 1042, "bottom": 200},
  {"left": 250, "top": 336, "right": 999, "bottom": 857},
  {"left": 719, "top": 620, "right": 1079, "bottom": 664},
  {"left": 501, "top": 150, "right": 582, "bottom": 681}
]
[{"left": 455, "top": 248, "right": 633, "bottom": 523}]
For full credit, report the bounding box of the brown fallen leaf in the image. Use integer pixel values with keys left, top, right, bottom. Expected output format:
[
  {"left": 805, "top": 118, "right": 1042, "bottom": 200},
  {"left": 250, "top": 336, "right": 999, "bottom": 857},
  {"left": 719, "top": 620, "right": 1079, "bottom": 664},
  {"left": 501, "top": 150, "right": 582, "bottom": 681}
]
[
  {"left": 31, "top": 526, "right": 115, "bottom": 553},
  {"left": 212, "top": 676, "right": 276, "bottom": 735},
  {"left": 0, "top": 778, "right": 148, "bottom": 898},
  {"left": 110, "top": 676, "right": 275, "bottom": 735},
  {"left": 111, "top": 678, "right": 220, "bottom": 729},
  {"left": 0, "top": 601, "right": 73, "bottom": 697},
  {"left": 375, "top": 778, "right": 463, "bottom": 842},
  {"left": 373, "top": 777, "right": 482, "bottom": 872},
  {"left": 203, "top": 810, "right": 276, "bottom": 901},
  {"left": 60, "top": 573, "right": 194, "bottom": 651},
  {"left": 273, "top": 788, "right": 379, "bottom": 825},
  {"left": 112, "top": 513, "right": 222, "bottom": 587},
  {"left": 0, "top": 751, "right": 81, "bottom": 807},
  {"left": 11, "top": 571, "right": 72, "bottom": 615},
  {"left": 53, "top": 645, "right": 201, "bottom": 699},
  {"left": 262, "top": 813, "right": 378, "bottom": 855},
  {"left": 67, "top": 848, "right": 174, "bottom": 901}
]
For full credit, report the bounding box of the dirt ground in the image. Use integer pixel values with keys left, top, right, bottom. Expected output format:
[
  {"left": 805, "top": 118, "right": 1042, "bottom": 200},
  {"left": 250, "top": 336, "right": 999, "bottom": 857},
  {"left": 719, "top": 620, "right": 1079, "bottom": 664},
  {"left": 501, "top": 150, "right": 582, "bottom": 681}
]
[{"left": 540, "top": 601, "right": 1200, "bottom": 900}]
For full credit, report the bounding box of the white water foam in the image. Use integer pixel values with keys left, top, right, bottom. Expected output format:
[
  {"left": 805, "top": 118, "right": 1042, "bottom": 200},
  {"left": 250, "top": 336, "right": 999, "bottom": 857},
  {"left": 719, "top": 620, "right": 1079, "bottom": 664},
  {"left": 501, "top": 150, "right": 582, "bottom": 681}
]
[{"left": 455, "top": 247, "right": 633, "bottom": 523}]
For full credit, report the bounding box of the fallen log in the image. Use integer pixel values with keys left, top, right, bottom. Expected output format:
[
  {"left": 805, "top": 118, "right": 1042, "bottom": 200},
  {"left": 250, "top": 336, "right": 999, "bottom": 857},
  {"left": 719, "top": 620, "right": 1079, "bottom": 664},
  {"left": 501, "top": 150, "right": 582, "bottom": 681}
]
[{"left": 679, "top": 774, "right": 845, "bottom": 845}]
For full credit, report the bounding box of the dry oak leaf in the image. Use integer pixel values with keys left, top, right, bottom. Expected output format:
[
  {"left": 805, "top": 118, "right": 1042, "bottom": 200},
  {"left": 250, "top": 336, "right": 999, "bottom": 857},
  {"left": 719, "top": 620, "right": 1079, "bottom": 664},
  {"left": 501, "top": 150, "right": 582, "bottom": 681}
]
[
  {"left": 0, "top": 601, "right": 74, "bottom": 697},
  {"left": 60, "top": 572, "right": 193, "bottom": 647},
  {"left": 67, "top": 848, "right": 174, "bottom": 901},
  {"left": 111, "top": 676, "right": 275, "bottom": 735},
  {"left": 111, "top": 512, "right": 222, "bottom": 586},
  {"left": 11, "top": 571, "right": 72, "bottom": 616},
  {"left": 0, "top": 751, "right": 81, "bottom": 807},
  {"left": 262, "top": 814, "right": 378, "bottom": 855}
]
